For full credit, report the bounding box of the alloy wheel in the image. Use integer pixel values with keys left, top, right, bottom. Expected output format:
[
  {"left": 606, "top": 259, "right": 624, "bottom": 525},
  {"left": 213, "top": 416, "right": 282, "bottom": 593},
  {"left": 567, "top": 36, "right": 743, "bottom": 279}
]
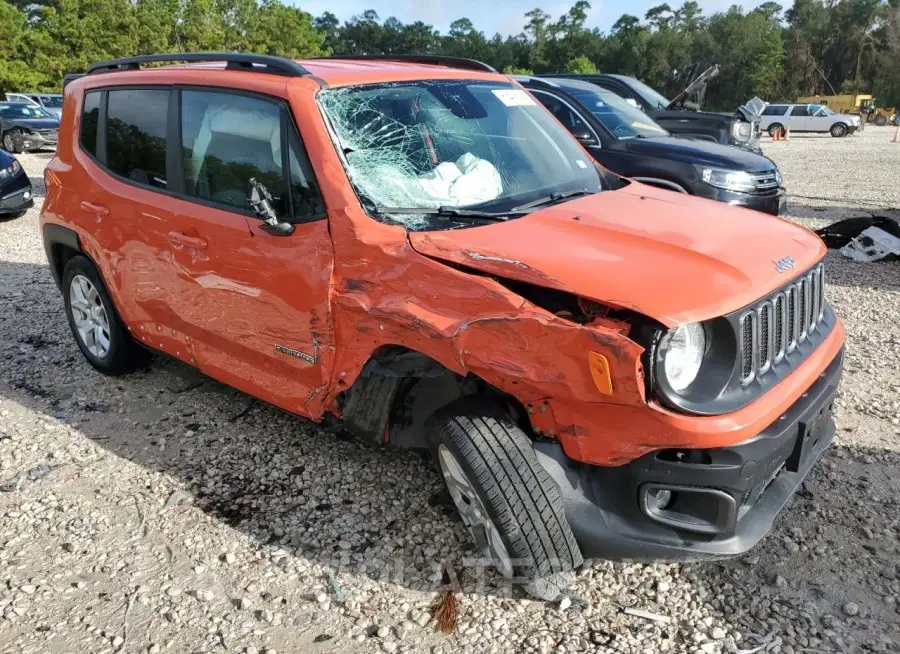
[
  {"left": 69, "top": 274, "right": 111, "bottom": 358},
  {"left": 438, "top": 444, "right": 514, "bottom": 578}
]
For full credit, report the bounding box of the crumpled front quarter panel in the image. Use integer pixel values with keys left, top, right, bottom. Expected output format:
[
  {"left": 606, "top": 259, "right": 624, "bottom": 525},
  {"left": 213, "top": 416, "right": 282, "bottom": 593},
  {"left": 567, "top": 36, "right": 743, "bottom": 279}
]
[{"left": 325, "top": 210, "right": 648, "bottom": 419}]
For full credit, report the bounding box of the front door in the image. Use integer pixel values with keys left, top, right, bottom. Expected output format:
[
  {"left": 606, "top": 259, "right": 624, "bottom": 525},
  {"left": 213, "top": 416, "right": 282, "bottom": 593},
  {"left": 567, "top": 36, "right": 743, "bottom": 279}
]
[
  {"left": 805, "top": 106, "right": 833, "bottom": 132},
  {"left": 164, "top": 88, "right": 334, "bottom": 418},
  {"left": 787, "top": 105, "right": 811, "bottom": 131}
]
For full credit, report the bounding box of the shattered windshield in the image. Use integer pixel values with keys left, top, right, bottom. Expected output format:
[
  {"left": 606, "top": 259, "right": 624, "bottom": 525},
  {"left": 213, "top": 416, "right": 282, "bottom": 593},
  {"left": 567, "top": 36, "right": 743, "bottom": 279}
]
[
  {"left": 567, "top": 87, "right": 668, "bottom": 139},
  {"left": 318, "top": 80, "right": 607, "bottom": 230}
]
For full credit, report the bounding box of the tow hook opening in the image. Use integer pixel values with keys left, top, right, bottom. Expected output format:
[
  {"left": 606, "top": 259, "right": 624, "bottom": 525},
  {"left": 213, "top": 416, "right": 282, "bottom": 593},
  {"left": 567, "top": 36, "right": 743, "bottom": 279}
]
[{"left": 639, "top": 483, "right": 736, "bottom": 535}]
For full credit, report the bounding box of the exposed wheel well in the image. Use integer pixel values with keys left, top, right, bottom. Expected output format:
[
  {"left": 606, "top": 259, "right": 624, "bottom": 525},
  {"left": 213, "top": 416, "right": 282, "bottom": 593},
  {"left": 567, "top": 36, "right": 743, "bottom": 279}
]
[
  {"left": 42, "top": 224, "right": 84, "bottom": 289},
  {"left": 50, "top": 243, "right": 80, "bottom": 285},
  {"left": 339, "top": 345, "right": 532, "bottom": 450}
]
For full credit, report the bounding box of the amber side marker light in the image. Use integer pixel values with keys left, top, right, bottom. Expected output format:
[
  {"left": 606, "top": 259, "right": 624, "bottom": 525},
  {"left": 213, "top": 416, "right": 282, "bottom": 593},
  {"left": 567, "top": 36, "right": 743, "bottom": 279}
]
[{"left": 588, "top": 352, "right": 613, "bottom": 395}]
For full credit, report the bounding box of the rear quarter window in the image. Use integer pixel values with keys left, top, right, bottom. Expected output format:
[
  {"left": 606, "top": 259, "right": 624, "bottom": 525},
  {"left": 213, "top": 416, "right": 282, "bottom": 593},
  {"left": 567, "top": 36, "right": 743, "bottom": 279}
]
[
  {"left": 81, "top": 92, "right": 100, "bottom": 157},
  {"left": 106, "top": 89, "right": 169, "bottom": 189}
]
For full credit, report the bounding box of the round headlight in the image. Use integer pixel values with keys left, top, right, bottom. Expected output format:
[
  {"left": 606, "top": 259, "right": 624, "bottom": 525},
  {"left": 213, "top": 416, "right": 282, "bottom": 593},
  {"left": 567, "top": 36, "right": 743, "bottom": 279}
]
[{"left": 661, "top": 323, "right": 706, "bottom": 392}]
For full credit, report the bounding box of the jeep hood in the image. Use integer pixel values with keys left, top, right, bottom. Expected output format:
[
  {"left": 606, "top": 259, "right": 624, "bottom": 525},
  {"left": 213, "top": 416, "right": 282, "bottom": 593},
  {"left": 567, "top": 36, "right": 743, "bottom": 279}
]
[{"left": 408, "top": 184, "right": 825, "bottom": 326}]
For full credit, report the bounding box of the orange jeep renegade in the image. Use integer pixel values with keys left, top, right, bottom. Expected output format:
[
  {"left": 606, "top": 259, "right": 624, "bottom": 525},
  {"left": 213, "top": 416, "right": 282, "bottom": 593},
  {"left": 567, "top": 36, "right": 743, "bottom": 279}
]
[{"left": 41, "top": 53, "right": 845, "bottom": 598}]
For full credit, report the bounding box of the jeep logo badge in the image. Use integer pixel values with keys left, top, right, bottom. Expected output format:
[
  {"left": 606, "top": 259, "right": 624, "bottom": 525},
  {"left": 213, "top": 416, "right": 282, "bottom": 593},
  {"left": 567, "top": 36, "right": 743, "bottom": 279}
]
[{"left": 774, "top": 256, "right": 796, "bottom": 273}]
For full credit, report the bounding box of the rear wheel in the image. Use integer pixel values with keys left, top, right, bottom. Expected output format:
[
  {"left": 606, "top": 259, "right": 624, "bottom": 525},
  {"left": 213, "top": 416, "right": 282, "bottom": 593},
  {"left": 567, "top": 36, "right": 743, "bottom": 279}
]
[
  {"left": 2, "top": 130, "right": 22, "bottom": 153},
  {"left": 830, "top": 123, "right": 848, "bottom": 137},
  {"left": 62, "top": 255, "right": 146, "bottom": 375},
  {"left": 874, "top": 114, "right": 887, "bottom": 127},
  {"left": 767, "top": 124, "right": 785, "bottom": 138},
  {"left": 426, "top": 399, "right": 582, "bottom": 600}
]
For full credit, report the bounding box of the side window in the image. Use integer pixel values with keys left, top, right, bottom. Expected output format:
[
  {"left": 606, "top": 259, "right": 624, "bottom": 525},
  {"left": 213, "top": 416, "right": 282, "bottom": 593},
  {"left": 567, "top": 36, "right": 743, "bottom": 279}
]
[
  {"left": 81, "top": 91, "right": 100, "bottom": 157},
  {"left": 182, "top": 90, "right": 285, "bottom": 214},
  {"left": 762, "top": 105, "right": 786, "bottom": 116},
  {"left": 533, "top": 92, "right": 593, "bottom": 136},
  {"left": 106, "top": 89, "right": 168, "bottom": 188},
  {"left": 790, "top": 105, "right": 810, "bottom": 117}
]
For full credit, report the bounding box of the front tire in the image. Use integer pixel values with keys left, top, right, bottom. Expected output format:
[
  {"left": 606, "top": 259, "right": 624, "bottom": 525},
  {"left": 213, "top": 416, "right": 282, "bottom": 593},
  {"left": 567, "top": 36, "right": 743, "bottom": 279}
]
[
  {"left": 874, "top": 114, "right": 887, "bottom": 127},
  {"left": 830, "top": 123, "right": 848, "bottom": 137},
  {"left": 2, "top": 130, "right": 23, "bottom": 154},
  {"left": 62, "top": 255, "right": 145, "bottom": 375},
  {"left": 426, "top": 400, "right": 583, "bottom": 599},
  {"left": 768, "top": 123, "right": 785, "bottom": 138}
]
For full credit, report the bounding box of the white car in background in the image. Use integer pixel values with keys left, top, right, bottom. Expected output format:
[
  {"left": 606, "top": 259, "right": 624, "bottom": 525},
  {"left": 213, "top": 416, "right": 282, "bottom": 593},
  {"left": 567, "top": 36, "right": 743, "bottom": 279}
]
[{"left": 759, "top": 103, "right": 860, "bottom": 138}]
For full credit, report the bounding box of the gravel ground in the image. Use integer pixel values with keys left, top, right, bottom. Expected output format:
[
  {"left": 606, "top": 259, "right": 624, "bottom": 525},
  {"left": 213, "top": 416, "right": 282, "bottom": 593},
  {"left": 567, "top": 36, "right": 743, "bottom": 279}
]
[{"left": 1, "top": 128, "right": 899, "bottom": 654}]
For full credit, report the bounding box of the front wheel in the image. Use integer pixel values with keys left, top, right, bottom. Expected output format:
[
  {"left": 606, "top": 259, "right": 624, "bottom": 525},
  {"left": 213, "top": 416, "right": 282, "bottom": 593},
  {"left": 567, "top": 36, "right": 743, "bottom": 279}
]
[
  {"left": 426, "top": 400, "right": 583, "bottom": 599},
  {"left": 874, "top": 114, "right": 887, "bottom": 127},
  {"left": 2, "top": 130, "right": 22, "bottom": 153},
  {"left": 830, "top": 123, "right": 848, "bottom": 137},
  {"left": 767, "top": 123, "right": 785, "bottom": 138}
]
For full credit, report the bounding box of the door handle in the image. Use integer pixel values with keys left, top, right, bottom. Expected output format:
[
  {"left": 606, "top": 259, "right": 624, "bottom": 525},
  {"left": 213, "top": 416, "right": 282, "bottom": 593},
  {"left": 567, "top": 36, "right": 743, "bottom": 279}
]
[
  {"left": 80, "top": 201, "right": 109, "bottom": 216},
  {"left": 167, "top": 231, "right": 208, "bottom": 250}
]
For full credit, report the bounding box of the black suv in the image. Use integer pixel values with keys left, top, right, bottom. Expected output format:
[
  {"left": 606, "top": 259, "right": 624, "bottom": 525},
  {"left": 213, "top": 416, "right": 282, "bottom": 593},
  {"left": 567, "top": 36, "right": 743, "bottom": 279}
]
[
  {"left": 545, "top": 67, "right": 761, "bottom": 152},
  {"left": 519, "top": 77, "right": 785, "bottom": 215}
]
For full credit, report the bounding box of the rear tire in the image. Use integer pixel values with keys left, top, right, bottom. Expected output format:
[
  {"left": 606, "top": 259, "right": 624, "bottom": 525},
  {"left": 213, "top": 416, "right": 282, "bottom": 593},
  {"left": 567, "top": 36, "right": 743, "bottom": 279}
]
[
  {"left": 874, "top": 114, "right": 887, "bottom": 127},
  {"left": 426, "top": 399, "right": 583, "bottom": 600},
  {"left": 830, "top": 123, "right": 848, "bottom": 137},
  {"left": 768, "top": 124, "right": 785, "bottom": 138},
  {"left": 62, "top": 255, "right": 146, "bottom": 375}
]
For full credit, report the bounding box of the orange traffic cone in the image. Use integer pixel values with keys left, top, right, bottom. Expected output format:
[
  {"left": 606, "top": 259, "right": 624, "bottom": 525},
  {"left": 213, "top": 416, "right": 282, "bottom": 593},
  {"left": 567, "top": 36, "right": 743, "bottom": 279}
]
[
  {"left": 893, "top": 125, "right": 899, "bottom": 143},
  {"left": 784, "top": 127, "right": 790, "bottom": 141},
  {"left": 773, "top": 128, "right": 781, "bottom": 142}
]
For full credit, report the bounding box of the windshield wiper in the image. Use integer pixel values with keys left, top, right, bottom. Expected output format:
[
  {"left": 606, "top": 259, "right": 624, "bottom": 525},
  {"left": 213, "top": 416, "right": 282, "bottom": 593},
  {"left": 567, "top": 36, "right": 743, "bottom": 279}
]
[
  {"left": 510, "top": 188, "right": 596, "bottom": 212},
  {"left": 374, "top": 206, "right": 529, "bottom": 223}
]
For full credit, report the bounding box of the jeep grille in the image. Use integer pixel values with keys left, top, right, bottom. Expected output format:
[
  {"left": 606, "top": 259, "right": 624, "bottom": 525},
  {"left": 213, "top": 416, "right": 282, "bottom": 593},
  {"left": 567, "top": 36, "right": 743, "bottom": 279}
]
[{"left": 739, "top": 263, "right": 825, "bottom": 385}]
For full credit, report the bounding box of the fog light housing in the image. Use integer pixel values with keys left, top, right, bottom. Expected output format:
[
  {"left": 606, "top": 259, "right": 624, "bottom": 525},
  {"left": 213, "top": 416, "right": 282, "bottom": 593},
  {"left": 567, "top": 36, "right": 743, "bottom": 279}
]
[
  {"left": 639, "top": 483, "right": 737, "bottom": 535},
  {"left": 649, "top": 488, "right": 674, "bottom": 510}
]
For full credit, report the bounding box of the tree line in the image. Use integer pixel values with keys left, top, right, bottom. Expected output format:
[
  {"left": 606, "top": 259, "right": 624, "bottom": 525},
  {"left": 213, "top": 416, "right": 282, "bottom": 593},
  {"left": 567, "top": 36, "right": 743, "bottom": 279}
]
[{"left": 1, "top": 0, "right": 898, "bottom": 111}]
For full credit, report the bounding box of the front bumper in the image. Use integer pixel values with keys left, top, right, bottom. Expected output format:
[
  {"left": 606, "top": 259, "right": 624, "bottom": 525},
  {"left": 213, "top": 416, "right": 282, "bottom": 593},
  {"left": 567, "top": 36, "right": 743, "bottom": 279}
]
[
  {"left": 701, "top": 185, "right": 786, "bottom": 215},
  {"left": 0, "top": 174, "right": 33, "bottom": 215},
  {"left": 13, "top": 130, "right": 58, "bottom": 152},
  {"left": 535, "top": 347, "right": 843, "bottom": 561}
]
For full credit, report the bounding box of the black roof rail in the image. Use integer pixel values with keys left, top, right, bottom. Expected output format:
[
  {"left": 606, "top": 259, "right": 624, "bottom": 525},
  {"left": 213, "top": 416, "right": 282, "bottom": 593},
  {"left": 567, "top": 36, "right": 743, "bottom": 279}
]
[
  {"left": 86, "top": 53, "right": 310, "bottom": 77},
  {"left": 321, "top": 54, "right": 498, "bottom": 74}
]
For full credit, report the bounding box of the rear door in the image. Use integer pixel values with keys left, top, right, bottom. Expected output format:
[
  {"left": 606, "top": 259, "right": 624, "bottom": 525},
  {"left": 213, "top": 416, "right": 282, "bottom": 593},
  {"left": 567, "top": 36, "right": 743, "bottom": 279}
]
[
  {"left": 163, "top": 88, "right": 334, "bottom": 418},
  {"left": 67, "top": 87, "right": 182, "bottom": 338},
  {"left": 787, "top": 105, "right": 811, "bottom": 131}
]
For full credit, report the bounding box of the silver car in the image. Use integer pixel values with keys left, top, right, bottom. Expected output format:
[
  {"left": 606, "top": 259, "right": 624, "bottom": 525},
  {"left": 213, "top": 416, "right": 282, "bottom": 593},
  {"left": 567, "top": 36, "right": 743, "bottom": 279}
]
[{"left": 759, "top": 103, "right": 860, "bottom": 138}]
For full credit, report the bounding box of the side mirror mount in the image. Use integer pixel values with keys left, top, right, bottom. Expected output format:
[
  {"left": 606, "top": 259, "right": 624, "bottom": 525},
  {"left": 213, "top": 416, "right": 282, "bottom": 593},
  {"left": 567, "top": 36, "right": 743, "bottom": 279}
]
[
  {"left": 248, "top": 178, "right": 294, "bottom": 236},
  {"left": 573, "top": 130, "right": 599, "bottom": 147}
]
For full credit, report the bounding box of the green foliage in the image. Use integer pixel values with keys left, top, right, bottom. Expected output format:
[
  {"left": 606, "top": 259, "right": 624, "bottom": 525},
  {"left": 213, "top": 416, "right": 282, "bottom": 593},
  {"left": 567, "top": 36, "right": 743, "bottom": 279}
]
[
  {"left": 566, "top": 55, "right": 597, "bottom": 73},
  {"left": 503, "top": 66, "right": 535, "bottom": 75},
  {"left": 0, "top": 0, "right": 896, "bottom": 114}
]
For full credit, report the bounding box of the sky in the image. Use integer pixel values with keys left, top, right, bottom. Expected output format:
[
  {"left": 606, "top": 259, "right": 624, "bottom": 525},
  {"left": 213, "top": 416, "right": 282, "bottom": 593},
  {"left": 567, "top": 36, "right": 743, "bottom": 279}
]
[{"left": 294, "top": 0, "right": 765, "bottom": 35}]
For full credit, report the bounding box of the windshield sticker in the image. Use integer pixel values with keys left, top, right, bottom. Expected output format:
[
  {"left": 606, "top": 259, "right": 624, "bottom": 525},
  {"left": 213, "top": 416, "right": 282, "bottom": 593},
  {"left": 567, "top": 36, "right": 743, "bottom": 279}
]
[{"left": 491, "top": 89, "right": 536, "bottom": 107}]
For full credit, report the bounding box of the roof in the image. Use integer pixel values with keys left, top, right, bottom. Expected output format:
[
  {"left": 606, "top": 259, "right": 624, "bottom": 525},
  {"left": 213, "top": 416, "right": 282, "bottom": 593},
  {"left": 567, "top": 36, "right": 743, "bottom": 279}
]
[
  {"left": 518, "top": 76, "right": 613, "bottom": 94},
  {"left": 79, "top": 53, "right": 507, "bottom": 90},
  {"left": 299, "top": 58, "right": 505, "bottom": 87}
]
